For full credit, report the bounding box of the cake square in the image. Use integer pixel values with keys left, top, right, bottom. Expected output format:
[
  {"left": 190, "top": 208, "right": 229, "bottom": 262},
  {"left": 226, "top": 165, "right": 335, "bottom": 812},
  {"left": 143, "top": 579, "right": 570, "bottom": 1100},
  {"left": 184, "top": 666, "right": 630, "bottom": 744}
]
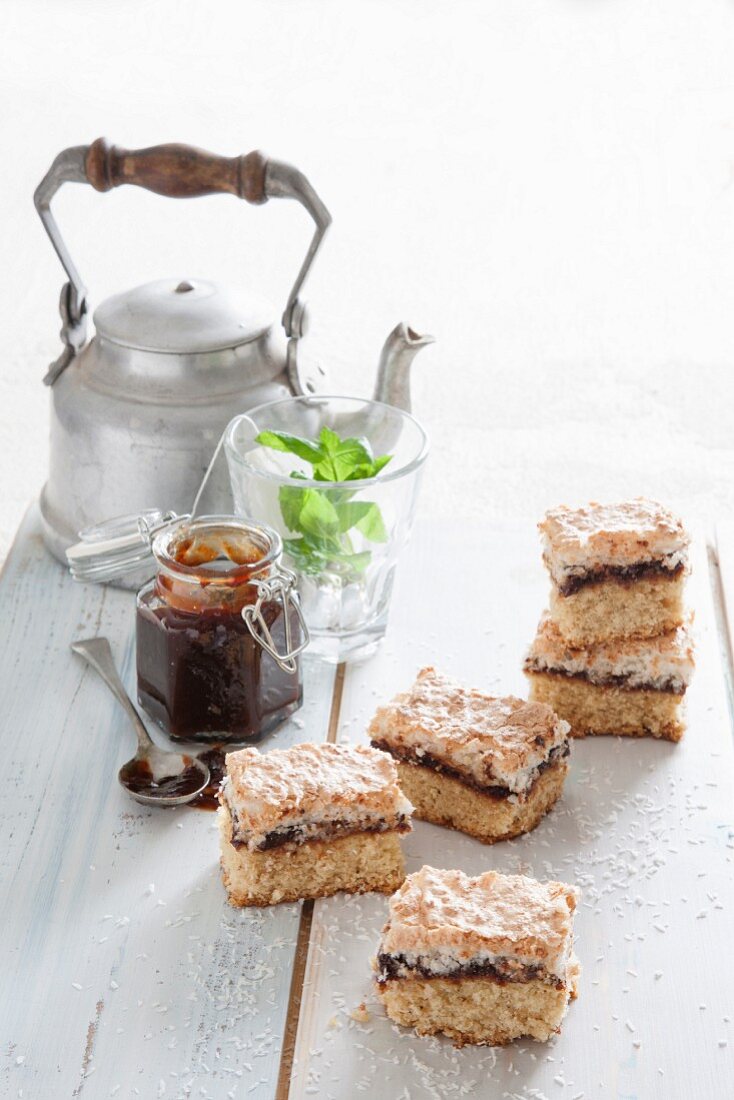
[
  {"left": 540, "top": 498, "right": 689, "bottom": 645},
  {"left": 368, "top": 667, "right": 570, "bottom": 843},
  {"left": 375, "top": 865, "right": 580, "bottom": 1046},
  {"left": 524, "top": 612, "right": 693, "bottom": 741},
  {"left": 218, "top": 742, "right": 412, "bottom": 907}
]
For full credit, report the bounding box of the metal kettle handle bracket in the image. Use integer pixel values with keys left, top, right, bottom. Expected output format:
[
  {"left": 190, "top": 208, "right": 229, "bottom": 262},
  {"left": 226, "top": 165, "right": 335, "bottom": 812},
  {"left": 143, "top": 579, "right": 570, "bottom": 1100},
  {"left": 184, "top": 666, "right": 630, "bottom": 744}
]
[{"left": 34, "top": 139, "right": 332, "bottom": 387}]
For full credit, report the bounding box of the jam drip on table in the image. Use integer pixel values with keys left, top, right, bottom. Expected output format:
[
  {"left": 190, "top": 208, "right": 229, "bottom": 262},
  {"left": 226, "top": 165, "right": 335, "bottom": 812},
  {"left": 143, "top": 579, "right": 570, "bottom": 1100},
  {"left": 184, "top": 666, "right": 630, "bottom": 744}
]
[{"left": 189, "top": 746, "right": 227, "bottom": 811}]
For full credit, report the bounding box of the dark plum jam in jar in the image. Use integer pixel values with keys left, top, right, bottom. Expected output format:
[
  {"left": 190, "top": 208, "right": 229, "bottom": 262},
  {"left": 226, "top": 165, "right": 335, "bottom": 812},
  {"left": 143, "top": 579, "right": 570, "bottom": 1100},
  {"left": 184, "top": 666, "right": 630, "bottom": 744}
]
[{"left": 136, "top": 516, "right": 306, "bottom": 743}]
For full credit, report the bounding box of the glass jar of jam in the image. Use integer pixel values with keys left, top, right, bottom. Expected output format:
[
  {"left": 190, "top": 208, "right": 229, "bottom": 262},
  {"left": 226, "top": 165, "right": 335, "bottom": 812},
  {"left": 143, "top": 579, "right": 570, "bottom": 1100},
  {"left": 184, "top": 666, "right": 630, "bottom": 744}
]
[{"left": 135, "top": 516, "right": 307, "bottom": 742}]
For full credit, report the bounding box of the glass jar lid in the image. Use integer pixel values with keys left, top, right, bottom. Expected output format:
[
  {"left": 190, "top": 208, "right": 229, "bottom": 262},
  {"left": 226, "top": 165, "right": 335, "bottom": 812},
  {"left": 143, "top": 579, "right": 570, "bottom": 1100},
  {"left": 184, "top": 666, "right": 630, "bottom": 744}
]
[
  {"left": 66, "top": 511, "right": 309, "bottom": 671},
  {"left": 66, "top": 509, "right": 183, "bottom": 584},
  {"left": 66, "top": 510, "right": 282, "bottom": 585}
]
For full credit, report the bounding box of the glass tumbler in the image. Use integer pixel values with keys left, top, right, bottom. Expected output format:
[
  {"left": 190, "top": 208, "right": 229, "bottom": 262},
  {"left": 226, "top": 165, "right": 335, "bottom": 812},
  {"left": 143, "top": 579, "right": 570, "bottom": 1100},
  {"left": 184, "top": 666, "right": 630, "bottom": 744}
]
[{"left": 224, "top": 396, "right": 428, "bottom": 662}]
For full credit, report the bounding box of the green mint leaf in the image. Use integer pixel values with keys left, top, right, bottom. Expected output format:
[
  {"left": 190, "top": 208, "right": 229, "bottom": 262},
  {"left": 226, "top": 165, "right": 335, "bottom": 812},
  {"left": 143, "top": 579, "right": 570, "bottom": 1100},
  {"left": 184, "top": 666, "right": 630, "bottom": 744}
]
[
  {"left": 255, "top": 430, "right": 323, "bottom": 465},
  {"left": 278, "top": 483, "right": 307, "bottom": 532},
  {"left": 328, "top": 437, "right": 374, "bottom": 481},
  {"left": 298, "top": 489, "right": 340, "bottom": 539},
  {"left": 313, "top": 432, "right": 374, "bottom": 481},
  {"left": 334, "top": 500, "right": 388, "bottom": 542},
  {"left": 347, "top": 463, "right": 376, "bottom": 480},
  {"left": 355, "top": 502, "right": 388, "bottom": 542},
  {"left": 325, "top": 486, "right": 357, "bottom": 507},
  {"left": 318, "top": 426, "right": 341, "bottom": 454},
  {"left": 335, "top": 435, "right": 374, "bottom": 466},
  {"left": 258, "top": 423, "right": 394, "bottom": 582},
  {"left": 334, "top": 500, "right": 375, "bottom": 534},
  {"left": 283, "top": 537, "right": 328, "bottom": 575},
  {"left": 329, "top": 456, "right": 360, "bottom": 481},
  {"left": 344, "top": 451, "right": 390, "bottom": 480},
  {"left": 284, "top": 534, "right": 372, "bottom": 579}
]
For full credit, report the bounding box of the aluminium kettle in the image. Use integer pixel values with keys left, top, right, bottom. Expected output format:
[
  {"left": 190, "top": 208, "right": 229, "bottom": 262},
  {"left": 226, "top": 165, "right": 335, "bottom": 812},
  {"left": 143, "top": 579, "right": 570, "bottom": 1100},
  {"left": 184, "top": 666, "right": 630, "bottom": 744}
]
[{"left": 34, "top": 138, "right": 433, "bottom": 565}]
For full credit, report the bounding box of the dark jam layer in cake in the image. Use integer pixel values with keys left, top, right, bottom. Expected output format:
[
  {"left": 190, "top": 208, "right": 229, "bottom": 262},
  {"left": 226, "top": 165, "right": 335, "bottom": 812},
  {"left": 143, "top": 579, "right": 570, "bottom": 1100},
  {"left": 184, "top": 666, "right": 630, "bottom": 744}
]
[
  {"left": 369, "top": 741, "right": 570, "bottom": 800},
  {"left": 523, "top": 664, "right": 686, "bottom": 695},
  {"left": 228, "top": 810, "right": 412, "bottom": 851},
  {"left": 554, "top": 558, "right": 684, "bottom": 597},
  {"left": 375, "top": 952, "right": 563, "bottom": 989}
]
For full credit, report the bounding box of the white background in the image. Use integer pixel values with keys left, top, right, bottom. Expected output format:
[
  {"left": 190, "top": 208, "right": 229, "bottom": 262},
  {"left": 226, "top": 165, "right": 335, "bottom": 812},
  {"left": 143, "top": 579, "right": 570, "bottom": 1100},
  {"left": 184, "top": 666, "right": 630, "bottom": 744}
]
[{"left": 3, "top": 0, "right": 734, "bottom": 557}]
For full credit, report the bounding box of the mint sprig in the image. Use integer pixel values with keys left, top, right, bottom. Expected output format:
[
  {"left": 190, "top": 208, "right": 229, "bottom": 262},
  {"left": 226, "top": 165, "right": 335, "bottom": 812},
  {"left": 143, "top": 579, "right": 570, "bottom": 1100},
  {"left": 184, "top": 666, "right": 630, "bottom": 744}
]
[{"left": 254, "top": 426, "right": 392, "bottom": 580}]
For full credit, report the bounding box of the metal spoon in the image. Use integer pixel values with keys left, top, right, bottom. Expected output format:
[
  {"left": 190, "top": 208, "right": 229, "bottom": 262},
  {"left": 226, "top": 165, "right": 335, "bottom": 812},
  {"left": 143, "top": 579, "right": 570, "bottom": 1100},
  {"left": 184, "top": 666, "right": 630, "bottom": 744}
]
[{"left": 71, "top": 637, "right": 210, "bottom": 806}]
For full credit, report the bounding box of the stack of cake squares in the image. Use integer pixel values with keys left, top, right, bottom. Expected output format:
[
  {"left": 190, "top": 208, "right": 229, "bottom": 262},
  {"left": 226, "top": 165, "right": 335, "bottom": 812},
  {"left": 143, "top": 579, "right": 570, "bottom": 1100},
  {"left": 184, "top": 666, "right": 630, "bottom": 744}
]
[{"left": 524, "top": 499, "right": 694, "bottom": 741}]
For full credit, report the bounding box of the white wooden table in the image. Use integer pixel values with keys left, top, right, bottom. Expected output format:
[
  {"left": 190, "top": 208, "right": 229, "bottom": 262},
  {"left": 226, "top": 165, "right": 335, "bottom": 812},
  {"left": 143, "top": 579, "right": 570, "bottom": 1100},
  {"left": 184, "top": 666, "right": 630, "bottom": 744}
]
[{"left": 2, "top": 508, "right": 733, "bottom": 1099}]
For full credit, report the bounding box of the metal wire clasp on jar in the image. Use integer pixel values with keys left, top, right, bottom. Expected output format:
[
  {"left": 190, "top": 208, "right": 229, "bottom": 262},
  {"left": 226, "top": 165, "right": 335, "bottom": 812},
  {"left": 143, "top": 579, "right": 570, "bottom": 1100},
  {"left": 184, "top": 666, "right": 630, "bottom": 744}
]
[{"left": 242, "top": 565, "right": 307, "bottom": 674}]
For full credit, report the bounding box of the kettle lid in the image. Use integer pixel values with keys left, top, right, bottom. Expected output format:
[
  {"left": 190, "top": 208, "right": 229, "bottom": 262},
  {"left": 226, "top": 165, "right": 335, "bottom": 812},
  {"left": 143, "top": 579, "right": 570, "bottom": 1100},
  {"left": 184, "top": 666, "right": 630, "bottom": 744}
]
[{"left": 93, "top": 278, "right": 274, "bottom": 354}]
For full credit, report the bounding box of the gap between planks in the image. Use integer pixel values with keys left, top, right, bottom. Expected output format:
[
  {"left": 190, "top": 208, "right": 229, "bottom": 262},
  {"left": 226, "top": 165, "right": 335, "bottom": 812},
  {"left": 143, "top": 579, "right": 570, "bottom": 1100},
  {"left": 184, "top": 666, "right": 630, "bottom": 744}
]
[
  {"left": 707, "top": 539, "right": 734, "bottom": 731},
  {"left": 275, "top": 661, "right": 347, "bottom": 1100}
]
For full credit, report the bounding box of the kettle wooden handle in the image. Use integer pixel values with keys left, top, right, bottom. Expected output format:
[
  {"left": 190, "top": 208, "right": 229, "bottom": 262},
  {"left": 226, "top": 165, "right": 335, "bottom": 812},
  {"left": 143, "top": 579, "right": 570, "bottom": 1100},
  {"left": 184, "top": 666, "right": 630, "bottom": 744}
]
[
  {"left": 35, "top": 139, "right": 331, "bottom": 386},
  {"left": 85, "top": 138, "right": 268, "bottom": 204}
]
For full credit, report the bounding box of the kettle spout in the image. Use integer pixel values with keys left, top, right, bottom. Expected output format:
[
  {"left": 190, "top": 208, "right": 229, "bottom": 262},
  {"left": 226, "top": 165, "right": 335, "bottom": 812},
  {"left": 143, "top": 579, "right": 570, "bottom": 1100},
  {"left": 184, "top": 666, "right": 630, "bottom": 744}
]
[{"left": 373, "top": 323, "right": 434, "bottom": 413}]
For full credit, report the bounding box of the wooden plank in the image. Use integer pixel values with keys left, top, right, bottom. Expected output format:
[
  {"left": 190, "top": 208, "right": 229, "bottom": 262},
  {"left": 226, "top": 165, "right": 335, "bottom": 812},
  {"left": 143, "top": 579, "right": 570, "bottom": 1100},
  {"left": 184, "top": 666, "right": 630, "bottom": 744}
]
[
  {"left": 287, "top": 521, "right": 734, "bottom": 1100},
  {"left": 0, "top": 506, "right": 337, "bottom": 1100}
]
